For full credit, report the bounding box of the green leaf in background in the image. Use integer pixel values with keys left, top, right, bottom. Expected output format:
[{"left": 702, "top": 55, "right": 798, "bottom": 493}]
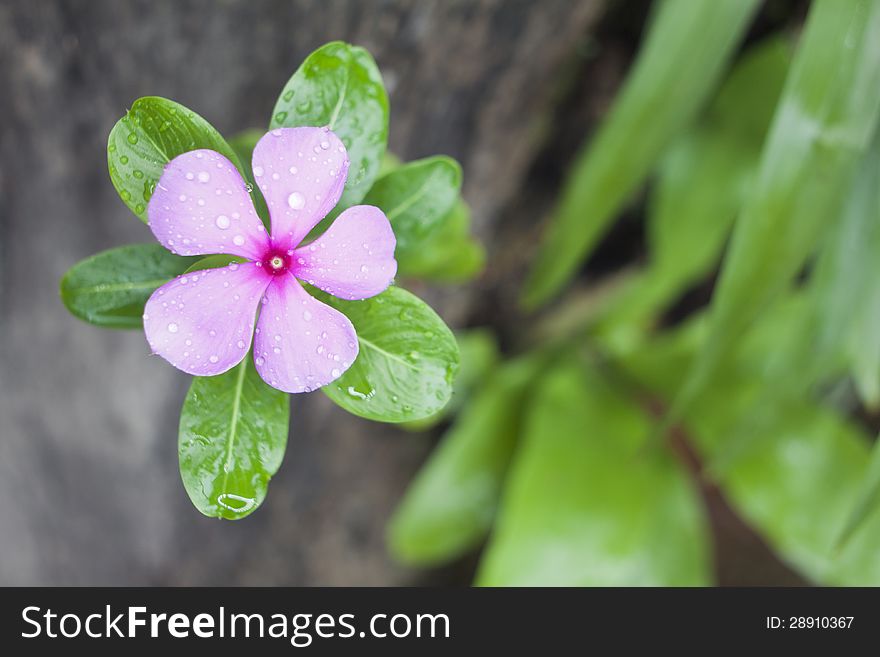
[
  {"left": 362, "top": 156, "right": 462, "bottom": 274},
  {"left": 596, "top": 36, "right": 791, "bottom": 340},
  {"left": 614, "top": 300, "right": 880, "bottom": 585},
  {"left": 809, "top": 132, "right": 880, "bottom": 408},
  {"left": 270, "top": 41, "right": 389, "bottom": 210},
  {"left": 60, "top": 244, "right": 194, "bottom": 329},
  {"left": 403, "top": 327, "right": 499, "bottom": 431},
  {"left": 397, "top": 200, "right": 485, "bottom": 283},
  {"left": 521, "top": 0, "right": 760, "bottom": 309},
  {"left": 837, "top": 437, "right": 880, "bottom": 551},
  {"left": 389, "top": 355, "right": 540, "bottom": 565},
  {"left": 476, "top": 359, "right": 711, "bottom": 586},
  {"left": 675, "top": 0, "right": 880, "bottom": 419},
  {"left": 179, "top": 356, "right": 290, "bottom": 520},
  {"left": 107, "top": 96, "right": 245, "bottom": 223},
  {"left": 319, "top": 286, "right": 460, "bottom": 423}
]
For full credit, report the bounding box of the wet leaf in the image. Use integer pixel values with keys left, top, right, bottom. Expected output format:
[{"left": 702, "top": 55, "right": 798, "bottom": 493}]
[
  {"left": 108, "top": 97, "right": 245, "bottom": 223},
  {"left": 60, "top": 244, "right": 194, "bottom": 329},
  {"left": 318, "top": 286, "right": 460, "bottom": 423},
  {"left": 179, "top": 356, "right": 289, "bottom": 520},
  {"left": 271, "top": 41, "right": 389, "bottom": 210}
]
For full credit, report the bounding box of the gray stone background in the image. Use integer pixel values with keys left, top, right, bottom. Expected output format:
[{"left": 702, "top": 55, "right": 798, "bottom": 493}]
[{"left": 0, "top": 0, "right": 806, "bottom": 586}]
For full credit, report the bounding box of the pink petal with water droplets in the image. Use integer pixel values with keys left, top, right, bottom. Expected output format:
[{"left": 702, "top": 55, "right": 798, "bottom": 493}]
[
  {"left": 147, "top": 149, "right": 270, "bottom": 260},
  {"left": 251, "top": 127, "right": 349, "bottom": 250},
  {"left": 253, "top": 273, "right": 358, "bottom": 393},
  {"left": 144, "top": 263, "right": 272, "bottom": 376},
  {"left": 293, "top": 205, "right": 397, "bottom": 301}
]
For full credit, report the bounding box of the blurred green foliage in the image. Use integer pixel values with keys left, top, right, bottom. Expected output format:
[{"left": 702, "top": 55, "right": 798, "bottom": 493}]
[{"left": 392, "top": 0, "right": 880, "bottom": 585}]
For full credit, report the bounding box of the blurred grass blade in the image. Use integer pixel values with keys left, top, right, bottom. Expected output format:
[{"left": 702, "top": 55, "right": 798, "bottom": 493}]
[
  {"left": 521, "top": 0, "right": 759, "bottom": 309},
  {"left": 476, "top": 359, "right": 711, "bottom": 586},
  {"left": 597, "top": 37, "right": 791, "bottom": 338},
  {"left": 836, "top": 436, "right": 880, "bottom": 550},
  {"left": 810, "top": 130, "right": 880, "bottom": 408},
  {"left": 673, "top": 0, "right": 880, "bottom": 423},
  {"left": 388, "top": 355, "right": 542, "bottom": 566}
]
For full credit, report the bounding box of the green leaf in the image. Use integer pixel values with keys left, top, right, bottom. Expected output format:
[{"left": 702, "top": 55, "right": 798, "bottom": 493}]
[
  {"left": 318, "top": 286, "right": 459, "bottom": 423},
  {"left": 60, "top": 244, "right": 194, "bottom": 329},
  {"left": 521, "top": 0, "right": 760, "bottom": 309},
  {"left": 389, "top": 355, "right": 542, "bottom": 565},
  {"left": 397, "top": 200, "right": 485, "bottom": 283},
  {"left": 107, "top": 97, "right": 245, "bottom": 223},
  {"left": 403, "top": 327, "right": 500, "bottom": 431},
  {"left": 675, "top": 0, "right": 880, "bottom": 419},
  {"left": 615, "top": 301, "right": 880, "bottom": 585},
  {"left": 362, "top": 156, "right": 462, "bottom": 274},
  {"left": 810, "top": 131, "right": 880, "bottom": 408},
  {"left": 270, "top": 41, "right": 389, "bottom": 210},
  {"left": 179, "top": 356, "right": 290, "bottom": 520},
  {"left": 836, "top": 436, "right": 880, "bottom": 551},
  {"left": 476, "top": 360, "right": 711, "bottom": 586}
]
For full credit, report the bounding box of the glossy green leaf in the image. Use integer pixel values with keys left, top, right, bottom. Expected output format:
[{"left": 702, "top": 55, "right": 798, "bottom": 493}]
[
  {"left": 476, "top": 360, "right": 711, "bottom": 586},
  {"left": 403, "top": 327, "right": 499, "bottom": 431},
  {"left": 179, "top": 356, "right": 290, "bottom": 520},
  {"left": 270, "top": 41, "right": 389, "bottom": 210},
  {"left": 397, "top": 200, "right": 485, "bottom": 283},
  {"left": 521, "top": 0, "right": 760, "bottom": 309},
  {"left": 319, "top": 286, "right": 459, "bottom": 423},
  {"left": 616, "top": 301, "right": 880, "bottom": 585},
  {"left": 60, "top": 244, "right": 194, "bottom": 329},
  {"left": 836, "top": 436, "right": 880, "bottom": 551},
  {"left": 389, "top": 355, "right": 540, "bottom": 566},
  {"left": 676, "top": 0, "right": 880, "bottom": 418},
  {"left": 362, "top": 156, "right": 462, "bottom": 274},
  {"left": 107, "top": 96, "right": 245, "bottom": 223}
]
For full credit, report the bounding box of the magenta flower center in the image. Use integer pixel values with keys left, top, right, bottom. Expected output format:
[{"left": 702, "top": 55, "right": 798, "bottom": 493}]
[{"left": 260, "top": 248, "right": 291, "bottom": 276}]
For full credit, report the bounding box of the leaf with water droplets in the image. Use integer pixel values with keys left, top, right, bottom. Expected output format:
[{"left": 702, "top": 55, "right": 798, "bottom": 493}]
[
  {"left": 270, "top": 41, "right": 389, "bottom": 211},
  {"left": 361, "top": 156, "right": 482, "bottom": 280},
  {"left": 317, "top": 285, "right": 459, "bottom": 423},
  {"left": 60, "top": 244, "right": 195, "bottom": 329},
  {"left": 108, "top": 96, "right": 245, "bottom": 223},
  {"left": 179, "top": 356, "right": 289, "bottom": 520}
]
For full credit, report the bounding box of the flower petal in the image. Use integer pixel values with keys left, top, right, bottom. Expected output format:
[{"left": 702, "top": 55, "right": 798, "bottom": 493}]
[
  {"left": 144, "top": 262, "right": 272, "bottom": 376},
  {"left": 253, "top": 273, "right": 358, "bottom": 393},
  {"left": 148, "top": 149, "right": 270, "bottom": 260},
  {"left": 293, "top": 205, "right": 397, "bottom": 300},
  {"left": 251, "top": 127, "right": 350, "bottom": 250}
]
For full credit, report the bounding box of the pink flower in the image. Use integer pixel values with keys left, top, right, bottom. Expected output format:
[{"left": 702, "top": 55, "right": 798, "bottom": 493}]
[{"left": 142, "top": 127, "right": 397, "bottom": 393}]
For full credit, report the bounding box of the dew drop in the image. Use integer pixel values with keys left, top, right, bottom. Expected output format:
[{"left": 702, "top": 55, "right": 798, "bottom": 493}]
[
  {"left": 253, "top": 166, "right": 264, "bottom": 177},
  {"left": 232, "top": 235, "right": 245, "bottom": 246},
  {"left": 209, "top": 355, "right": 219, "bottom": 363},
  {"left": 215, "top": 214, "right": 230, "bottom": 229},
  {"left": 287, "top": 191, "right": 305, "bottom": 209},
  {"left": 167, "top": 322, "right": 179, "bottom": 333}
]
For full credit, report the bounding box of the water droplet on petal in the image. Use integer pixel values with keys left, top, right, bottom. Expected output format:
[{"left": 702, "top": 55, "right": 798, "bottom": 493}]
[
  {"left": 167, "top": 322, "right": 179, "bottom": 333},
  {"left": 197, "top": 171, "right": 210, "bottom": 183},
  {"left": 232, "top": 235, "right": 245, "bottom": 246},
  {"left": 287, "top": 192, "right": 305, "bottom": 209},
  {"left": 215, "top": 214, "right": 230, "bottom": 229},
  {"left": 253, "top": 166, "right": 264, "bottom": 177}
]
